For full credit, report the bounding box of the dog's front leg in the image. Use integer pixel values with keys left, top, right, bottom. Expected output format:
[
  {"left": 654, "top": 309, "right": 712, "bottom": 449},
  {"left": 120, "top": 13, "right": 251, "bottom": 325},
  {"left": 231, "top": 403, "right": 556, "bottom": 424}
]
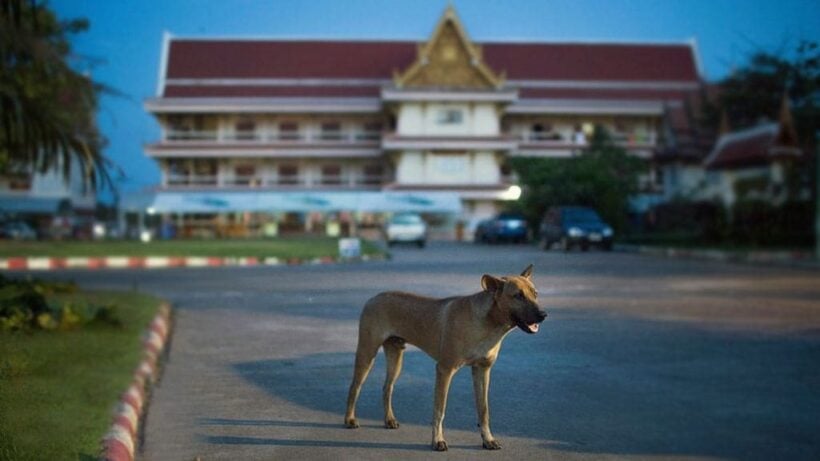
[
  {"left": 472, "top": 365, "right": 501, "bottom": 450},
  {"left": 431, "top": 364, "right": 456, "bottom": 451}
]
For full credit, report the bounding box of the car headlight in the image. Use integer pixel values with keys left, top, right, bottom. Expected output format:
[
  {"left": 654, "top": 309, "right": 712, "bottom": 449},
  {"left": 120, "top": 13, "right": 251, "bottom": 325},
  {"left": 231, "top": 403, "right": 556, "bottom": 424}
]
[
  {"left": 602, "top": 227, "right": 613, "bottom": 237},
  {"left": 568, "top": 227, "right": 585, "bottom": 237}
]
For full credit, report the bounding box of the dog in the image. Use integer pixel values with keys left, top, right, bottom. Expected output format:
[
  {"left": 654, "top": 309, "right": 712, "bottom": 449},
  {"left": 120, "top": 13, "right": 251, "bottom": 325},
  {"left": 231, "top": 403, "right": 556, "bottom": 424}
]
[{"left": 344, "top": 264, "right": 547, "bottom": 451}]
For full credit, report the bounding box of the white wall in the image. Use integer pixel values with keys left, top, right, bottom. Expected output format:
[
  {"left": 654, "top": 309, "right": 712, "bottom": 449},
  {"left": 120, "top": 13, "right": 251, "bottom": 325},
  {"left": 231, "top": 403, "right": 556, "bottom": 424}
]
[
  {"left": 397, "top": 102, "right": 499, "bottom": 136},
  {"left": 395, "top": 151, "right": 500, "bottom": 185}
]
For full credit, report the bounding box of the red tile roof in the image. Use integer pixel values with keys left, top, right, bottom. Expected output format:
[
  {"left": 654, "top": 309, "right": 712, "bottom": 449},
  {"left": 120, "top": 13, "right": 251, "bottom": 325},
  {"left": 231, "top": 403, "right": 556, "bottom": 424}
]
[
  {"left": 161, "top": 39, "right": 701, "bottom": 98},
  {"left": 163, "top": 85, "right": 382, "bottom": 98},
  {"left": 166, "top": 40, "right": 416, "bottom": 80},
  {"left": 703, "top": 124, "right": 801, "bottom": 170},
  {"left": 518, "top": 88, "right": 694, "bottom": 101},
  {"left": 482, "top": 43, "right": 698, "bottom": 81}
]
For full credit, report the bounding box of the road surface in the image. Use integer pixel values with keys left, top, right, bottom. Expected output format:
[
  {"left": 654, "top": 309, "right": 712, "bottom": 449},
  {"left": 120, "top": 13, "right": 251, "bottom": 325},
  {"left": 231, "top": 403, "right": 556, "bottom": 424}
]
[{"left": 26, "top": 243, "right": 820, "bottom": 460}]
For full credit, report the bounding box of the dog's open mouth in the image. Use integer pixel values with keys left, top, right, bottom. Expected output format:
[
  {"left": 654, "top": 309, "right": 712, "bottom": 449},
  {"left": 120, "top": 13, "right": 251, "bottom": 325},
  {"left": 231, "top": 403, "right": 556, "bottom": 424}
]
[{"left": 515, "top": 318, "right": 543, "bottom": 334}]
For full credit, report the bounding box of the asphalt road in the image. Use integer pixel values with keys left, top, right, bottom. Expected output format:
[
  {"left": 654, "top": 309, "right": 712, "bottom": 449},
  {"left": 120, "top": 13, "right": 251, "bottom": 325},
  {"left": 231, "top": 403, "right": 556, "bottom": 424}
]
[{"left": 24, "top": 243, "right": 820, "bottom": 460}]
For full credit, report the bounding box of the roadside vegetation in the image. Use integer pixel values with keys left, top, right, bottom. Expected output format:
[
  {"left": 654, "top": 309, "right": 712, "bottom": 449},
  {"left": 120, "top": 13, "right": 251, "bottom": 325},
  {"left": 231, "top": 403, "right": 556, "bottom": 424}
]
[
  {"left": 509, "top": 126, "right": 646, "bottom": 234},
  {"left": 0, "top": 237, "right": 383, "bottom": 259},
  {"left": 0, "top": 276, "right": 161, "bottom": 460}
]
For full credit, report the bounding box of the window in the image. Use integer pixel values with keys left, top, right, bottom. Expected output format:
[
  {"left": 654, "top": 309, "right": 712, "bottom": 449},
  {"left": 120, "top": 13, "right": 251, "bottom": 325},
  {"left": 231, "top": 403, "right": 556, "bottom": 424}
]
[
  {"left": 320, "top": 121, "right": 342, "bottom": 141},
  {"left": 192, "top": 159, "right": 217, "bottom": 185},
  {"left": 279, "top": 122, "right": 299, "bottom": 140},
  {"left": 434, "top": 154, "right": 467, "bottom": 174},
  {"left": 436, "top": 109, "right": 463, "bottom": 125},
  {"left": 235, "top": 119, "right": 256, "bottom": 140},
  {"left": 166, "top": 159, "right": 190, "bottom": 185},
  {"left": 278, "top": 165, "right": 299, "bottom": 185},
  {"left": 7, "top": 174, "right": 31, "bottom": 190},
  {"left": 234, "top": 164, "right": 256, "bottom": 186},
  {"left": 361, "top": 164, "right": 384, "bottom": 185},
  {"left": 358, "top": 121, "right": 383, "bottom": 140},
  {"left": 321, "top": 164, "right": 343, "bottom": 185}
]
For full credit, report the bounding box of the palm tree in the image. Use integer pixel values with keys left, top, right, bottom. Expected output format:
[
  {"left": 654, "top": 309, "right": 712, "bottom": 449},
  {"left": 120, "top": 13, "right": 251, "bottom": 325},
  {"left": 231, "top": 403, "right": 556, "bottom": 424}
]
[{"left": 0, "top": 0, "right": 111, "bottom": 191}]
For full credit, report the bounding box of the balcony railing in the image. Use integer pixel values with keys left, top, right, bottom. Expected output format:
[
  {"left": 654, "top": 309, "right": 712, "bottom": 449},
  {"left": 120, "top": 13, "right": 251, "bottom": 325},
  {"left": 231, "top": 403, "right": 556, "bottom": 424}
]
[
  {"left": 518, "top": 131, "right": 656, "bottom": 145},
  {"left": 162, "top": 130, "right": 384, "bottom": 144},
  {"left": 166, "top": 174, "right": 218, "bottom": 186},
  {"left": 163, "top": 174, "right": 389, "bottom": 189}
]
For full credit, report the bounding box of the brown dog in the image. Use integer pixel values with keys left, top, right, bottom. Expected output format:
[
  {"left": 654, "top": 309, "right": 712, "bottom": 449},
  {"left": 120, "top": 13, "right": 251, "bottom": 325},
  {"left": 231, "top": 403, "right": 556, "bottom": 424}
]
[{"left": 344, "top": 264, "right": 547, "bottom": 451}]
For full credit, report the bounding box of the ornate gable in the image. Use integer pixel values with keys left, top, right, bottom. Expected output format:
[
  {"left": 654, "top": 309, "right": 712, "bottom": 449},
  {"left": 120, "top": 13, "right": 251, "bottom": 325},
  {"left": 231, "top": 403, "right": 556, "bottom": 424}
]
[{"left": 394, "top": 6, "right": 504, "bottom": 89}]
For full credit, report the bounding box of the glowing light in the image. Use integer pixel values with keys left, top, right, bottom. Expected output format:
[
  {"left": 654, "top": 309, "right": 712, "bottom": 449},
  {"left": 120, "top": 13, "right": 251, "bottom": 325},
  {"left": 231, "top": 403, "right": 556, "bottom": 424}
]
[{"left": 502, "top": 185, "right": 522, "bottom": 201}]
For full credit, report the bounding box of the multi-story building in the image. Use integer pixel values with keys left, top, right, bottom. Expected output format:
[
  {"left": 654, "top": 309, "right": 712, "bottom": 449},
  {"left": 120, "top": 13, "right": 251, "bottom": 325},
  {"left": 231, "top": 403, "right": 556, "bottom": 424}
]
[{"left": 133, "top": 6, "right": 704, "bottom": 239}]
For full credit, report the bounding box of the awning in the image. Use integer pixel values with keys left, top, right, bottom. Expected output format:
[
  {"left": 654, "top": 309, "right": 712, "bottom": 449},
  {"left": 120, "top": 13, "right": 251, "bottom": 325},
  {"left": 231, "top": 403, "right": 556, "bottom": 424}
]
[
  {"left": 120, "top": 191, "right": 463, "bottom": 214},
  {"left": 0, "top": 197, "right": 71, "bottom": 214}
]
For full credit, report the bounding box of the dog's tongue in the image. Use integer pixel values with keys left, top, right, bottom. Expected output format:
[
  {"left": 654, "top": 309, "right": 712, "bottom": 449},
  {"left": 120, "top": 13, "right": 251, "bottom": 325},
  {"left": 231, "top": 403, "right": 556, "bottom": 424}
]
[{"left": 528, "top": 323, "right": 540, "bottom": 333}]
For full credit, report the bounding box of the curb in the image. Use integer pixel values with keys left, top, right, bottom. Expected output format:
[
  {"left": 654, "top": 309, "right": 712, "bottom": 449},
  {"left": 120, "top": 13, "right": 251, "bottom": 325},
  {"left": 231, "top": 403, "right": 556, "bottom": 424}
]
[
  {"left": 0, "top": 253, "right": 389, "bottom": 271},
  {"left": 616, "top": 244, "right": 820, "bottom": 269},
  {"left": 100, "top": 302, "right": 173, "bottom": 461}
]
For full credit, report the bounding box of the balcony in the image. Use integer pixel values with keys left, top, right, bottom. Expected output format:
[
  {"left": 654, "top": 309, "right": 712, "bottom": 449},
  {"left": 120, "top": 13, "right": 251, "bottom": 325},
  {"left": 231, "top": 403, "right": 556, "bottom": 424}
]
[
  {"left": 517, "top": 130, "right": 657, "bottom": 146},
  {"left": 161, "top": 130, "right": 383, "bottom": 144},
  {"left": 163, "top": 174, "right": 390, "bottom": 189}
]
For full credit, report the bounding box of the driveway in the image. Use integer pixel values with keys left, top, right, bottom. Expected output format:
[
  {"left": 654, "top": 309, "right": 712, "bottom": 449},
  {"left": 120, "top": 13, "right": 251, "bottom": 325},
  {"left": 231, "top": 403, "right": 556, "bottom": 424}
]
[{"left": 36, "top": 243, "right": 820, "bottom": 460}]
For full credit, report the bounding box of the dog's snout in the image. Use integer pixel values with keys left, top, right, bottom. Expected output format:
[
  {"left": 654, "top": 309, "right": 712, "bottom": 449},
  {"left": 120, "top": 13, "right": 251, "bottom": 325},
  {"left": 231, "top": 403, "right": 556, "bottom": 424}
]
[{"left": 537, "top": 309, "right": 547, "bottom": 321}]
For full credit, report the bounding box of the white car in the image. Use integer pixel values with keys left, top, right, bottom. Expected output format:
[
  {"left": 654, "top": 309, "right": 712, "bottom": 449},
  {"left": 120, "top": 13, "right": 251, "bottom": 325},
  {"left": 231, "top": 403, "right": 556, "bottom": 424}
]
[{"left": 385, "top": 213, "right": 427, "bottom": 248}]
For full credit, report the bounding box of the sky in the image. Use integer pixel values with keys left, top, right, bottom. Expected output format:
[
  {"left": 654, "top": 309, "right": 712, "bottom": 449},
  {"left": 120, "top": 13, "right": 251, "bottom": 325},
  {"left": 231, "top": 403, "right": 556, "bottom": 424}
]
[{"left": 49, "top": 0, "right": 820, "bottom": 199}]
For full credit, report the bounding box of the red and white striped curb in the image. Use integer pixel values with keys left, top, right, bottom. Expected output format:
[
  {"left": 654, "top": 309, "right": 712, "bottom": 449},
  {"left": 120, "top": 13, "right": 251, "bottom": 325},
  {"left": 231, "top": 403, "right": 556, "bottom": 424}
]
[
  {"left": 0, "top": 254, "right": 387, "bottom": 271},
  {"left": 100, "top": 303, "right": 172, "bottom": 461}
]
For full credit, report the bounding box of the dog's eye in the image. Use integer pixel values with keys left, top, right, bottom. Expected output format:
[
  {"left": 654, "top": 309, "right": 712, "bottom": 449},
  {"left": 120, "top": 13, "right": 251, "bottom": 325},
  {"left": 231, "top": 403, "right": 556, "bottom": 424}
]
[{"left": 515, "top": 292, "right": 525, "bottom": 300}]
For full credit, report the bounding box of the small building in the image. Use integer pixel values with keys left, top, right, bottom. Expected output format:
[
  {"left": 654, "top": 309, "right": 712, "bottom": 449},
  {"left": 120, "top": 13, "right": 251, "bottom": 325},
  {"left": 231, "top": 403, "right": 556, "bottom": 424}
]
[
  {"left": 699, "top": 98, "right": 803, "bottom": 207},
  {"left": 132, "top": 6, "right": 705, "bottom": 239},
  {"left": 655, "top": 95, "right": 804, "bottom": 209},
  {"left": 0, "top": 160, "right": 96, "bottom": 238}
]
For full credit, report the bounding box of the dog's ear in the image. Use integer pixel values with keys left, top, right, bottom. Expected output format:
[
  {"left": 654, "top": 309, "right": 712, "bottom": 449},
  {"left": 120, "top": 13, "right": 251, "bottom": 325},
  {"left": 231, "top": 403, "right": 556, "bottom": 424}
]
[
  {"left": 481, "top": 274, "right": 504, "bottom": 293},
  {"left": 520, "top": 264, "right": 534, "bottom": 279}
]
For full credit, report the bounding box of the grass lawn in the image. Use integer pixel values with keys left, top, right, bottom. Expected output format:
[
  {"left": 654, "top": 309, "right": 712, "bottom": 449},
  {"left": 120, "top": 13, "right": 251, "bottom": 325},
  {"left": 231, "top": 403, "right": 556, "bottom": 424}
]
[
  {"left": 0, "top": 237, "right": 383, "bottom": 259},
  {"left": 0, "top": 291, "right": 162, "bottom": 461}
]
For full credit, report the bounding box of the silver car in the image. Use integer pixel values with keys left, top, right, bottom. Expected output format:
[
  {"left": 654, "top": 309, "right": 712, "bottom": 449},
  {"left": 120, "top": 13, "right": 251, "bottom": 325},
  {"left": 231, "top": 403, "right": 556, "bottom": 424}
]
[{"left": 385, "top": 213, "right": 427, "bottom": 248}]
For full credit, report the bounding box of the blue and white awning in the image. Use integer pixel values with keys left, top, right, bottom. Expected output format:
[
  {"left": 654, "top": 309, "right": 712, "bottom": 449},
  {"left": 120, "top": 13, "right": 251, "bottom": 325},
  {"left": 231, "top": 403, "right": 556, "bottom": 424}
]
[{"left": 121, "top": 191, "right": 462, "bottom": 214}]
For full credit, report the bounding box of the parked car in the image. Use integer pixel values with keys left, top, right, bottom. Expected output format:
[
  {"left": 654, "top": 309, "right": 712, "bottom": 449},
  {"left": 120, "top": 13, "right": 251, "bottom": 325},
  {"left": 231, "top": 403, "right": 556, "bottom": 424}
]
[
  {"left": 474, "top": 212, "right": 529, "bottom": 244},
  {"left": 385, "top": 213, "right": 427, "bottom": 248},
  {"left": 538, "top": 206, "right": 613, "bottom": 251},
  {"left": 0, "top": 221, "right": 37, "bottom": 240}
]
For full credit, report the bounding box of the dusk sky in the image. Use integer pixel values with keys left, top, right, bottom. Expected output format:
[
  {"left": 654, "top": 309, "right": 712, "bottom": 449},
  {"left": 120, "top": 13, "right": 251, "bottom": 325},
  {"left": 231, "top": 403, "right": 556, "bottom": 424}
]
[{"left": 49, "top": 0, "right": 820, "bottom": 199}]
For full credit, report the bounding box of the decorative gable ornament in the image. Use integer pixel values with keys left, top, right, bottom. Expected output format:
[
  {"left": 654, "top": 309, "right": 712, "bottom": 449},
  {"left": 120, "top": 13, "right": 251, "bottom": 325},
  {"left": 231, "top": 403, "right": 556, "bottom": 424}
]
[{"left": 393, "top": 6, "right": 505, "bottom": 90}]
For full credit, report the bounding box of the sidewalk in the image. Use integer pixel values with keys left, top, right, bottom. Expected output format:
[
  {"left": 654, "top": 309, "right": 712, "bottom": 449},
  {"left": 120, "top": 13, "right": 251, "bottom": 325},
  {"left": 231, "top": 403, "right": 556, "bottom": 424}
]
[{"left": 616, "top": 244, "right": 820, "bottom": 270}]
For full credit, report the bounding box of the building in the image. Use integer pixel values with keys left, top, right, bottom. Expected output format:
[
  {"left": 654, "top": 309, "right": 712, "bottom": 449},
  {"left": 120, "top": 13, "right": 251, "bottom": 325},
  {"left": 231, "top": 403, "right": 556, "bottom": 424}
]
[
  {"left": 656, "top": 95, "right": 804, "bottom": 208},
  {"left": 0, "top": 160, "right": 96, "bottom": 237},
  {"left": 133, "top": 6, "right": 705, "bottom": 239}
]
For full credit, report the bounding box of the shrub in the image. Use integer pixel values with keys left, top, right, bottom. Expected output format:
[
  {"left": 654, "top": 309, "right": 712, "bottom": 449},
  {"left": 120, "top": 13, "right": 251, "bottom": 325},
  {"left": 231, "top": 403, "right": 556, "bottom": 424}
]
[{"left": 0, "top": 275, "right": 121, "bottom": 332}]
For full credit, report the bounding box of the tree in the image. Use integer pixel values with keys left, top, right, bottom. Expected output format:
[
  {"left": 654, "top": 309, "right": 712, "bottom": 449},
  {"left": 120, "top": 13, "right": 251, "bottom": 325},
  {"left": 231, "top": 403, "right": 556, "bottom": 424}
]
[
  {"left": 701, "top": 41, "right": 819, "bottom": 153},
  {"left": 0, "top": 0, "right": 110, "bottom": 190},
  {"left": 509, "top": 126, "right": 647, "bottom": 232}
]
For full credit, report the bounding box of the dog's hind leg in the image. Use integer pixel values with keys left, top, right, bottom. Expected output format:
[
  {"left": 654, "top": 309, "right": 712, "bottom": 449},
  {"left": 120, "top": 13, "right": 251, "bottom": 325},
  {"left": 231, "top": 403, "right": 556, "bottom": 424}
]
[
  {"left": 382, "top": 337, "right": 405, "bottom": 429},
  {"left": 344, "top": 330, "right": 381, "bottom": 428}
]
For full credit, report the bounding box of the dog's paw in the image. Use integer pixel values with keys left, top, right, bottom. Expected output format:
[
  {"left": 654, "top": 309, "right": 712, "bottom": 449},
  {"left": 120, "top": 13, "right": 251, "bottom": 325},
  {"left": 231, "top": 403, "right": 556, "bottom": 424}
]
[
  {"left": 482, "top": 439, "right": 502, "bottom": 450},
  {"left": 385, "top": 418, "right": 400, "bottom": 429},
  {"left": 344, "top": 418, "right": 359, "bottom": 429},
  {"left": 433, "top": 440, "right": 448, "bottom": 451}
]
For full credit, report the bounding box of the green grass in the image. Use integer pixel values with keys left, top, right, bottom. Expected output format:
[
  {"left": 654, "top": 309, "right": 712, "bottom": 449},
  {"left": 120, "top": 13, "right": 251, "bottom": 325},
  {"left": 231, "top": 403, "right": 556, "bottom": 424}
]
[
  {"left": 0, "top": 291, "right": 162, "bottom": 461},
  {"left": 0, "top": 237, "right": 383, "bottom": 259}
]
